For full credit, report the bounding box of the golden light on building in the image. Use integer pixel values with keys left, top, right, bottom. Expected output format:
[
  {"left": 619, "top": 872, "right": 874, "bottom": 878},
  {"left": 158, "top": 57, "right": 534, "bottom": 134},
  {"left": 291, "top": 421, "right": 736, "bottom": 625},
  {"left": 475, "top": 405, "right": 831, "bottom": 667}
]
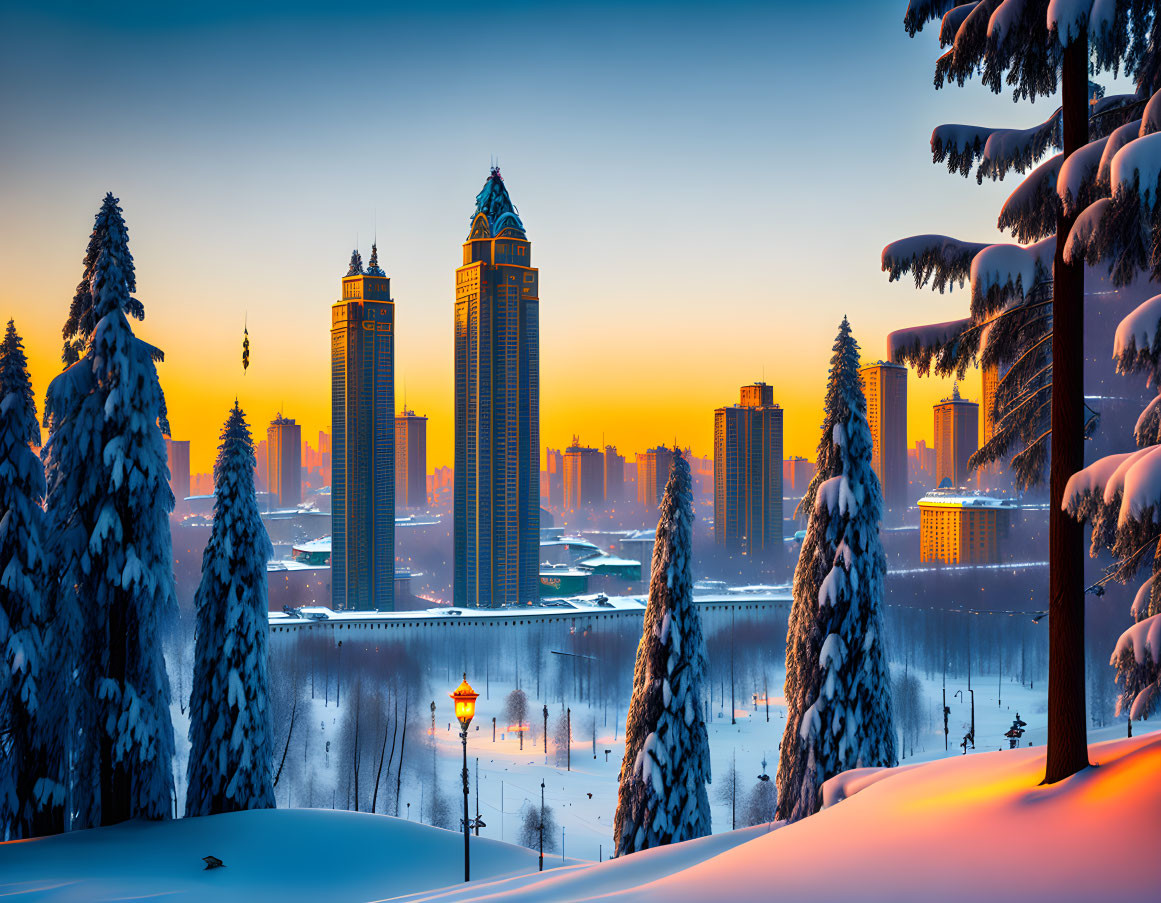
[{"left": 918, "top": 489, "right": 1014, "bottom": 565}]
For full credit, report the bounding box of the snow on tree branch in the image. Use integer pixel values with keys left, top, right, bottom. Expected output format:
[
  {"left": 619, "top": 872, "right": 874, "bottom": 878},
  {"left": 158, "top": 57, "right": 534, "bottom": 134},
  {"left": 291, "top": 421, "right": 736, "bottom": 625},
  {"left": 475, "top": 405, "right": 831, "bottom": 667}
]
[
  {"left": 1097, "top": 118, "right": 1144, "bottom": 187},
  {"left": 881, "top": 234, "right": 989, "bottom": 291},
  {"left": 1058, "top": 135, "right": 1110, "bottom": 214},
  {"left": 887, "top": 318, "right": 975, "bottom": 377},
  {"left": 1047, "top": 0, "right": 1095, "bottom": 48},
  {"left": 1111, "top": 613, "right": 1161, "bottom": 719},
  {"left": 969, "top": 237, "right": 1054, "bottom": 313},
  {"left": 1114, "top": 293, "right": 1161, "bottom": 384},
  {"left": 939, "top": 3, "right": 980, "bottom": 47},
  {"left": 904, "top": 0, "right": 961, "bottom": 37},
  {"left": 1136, "top": 393, "right": 1161, "bottom": 447},
  {"left": 998, "top": 153, "right": 1062, "bottom": 242},
  {"left": 977, "top": 111, "right": 1064, "bottom": 182}
]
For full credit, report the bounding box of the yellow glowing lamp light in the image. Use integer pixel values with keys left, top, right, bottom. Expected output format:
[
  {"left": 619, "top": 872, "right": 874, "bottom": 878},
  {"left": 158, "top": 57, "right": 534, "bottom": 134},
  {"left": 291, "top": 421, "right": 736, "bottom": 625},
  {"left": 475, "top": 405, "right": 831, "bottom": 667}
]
[{"left": 451, "top": 674, "right": 479, "bottom": 728}]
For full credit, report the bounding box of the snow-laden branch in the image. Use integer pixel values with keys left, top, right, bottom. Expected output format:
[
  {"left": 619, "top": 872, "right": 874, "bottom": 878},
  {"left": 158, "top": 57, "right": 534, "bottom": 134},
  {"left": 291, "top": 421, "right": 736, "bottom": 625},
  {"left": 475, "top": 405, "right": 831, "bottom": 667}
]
[
  {"left": 881, "top": 234, "right": 989, "bottom": 291},
  {"left": 904, "top": 0, "right": 962, "bottom": 37},
  {"left": 932, "top": 111, "right": 1062, "bottom": 182},
  {"left": 970, "top": 237, "right": 1054, "bottom": 313},
  {"left": 998, "top": 153, "right": 1062, "bottom": 242},
  {"left": 939, "top": 3, "right": 980, "bottom": 47},
  {"left": 887, "top": 318, "right": 974, "bottom": 377},
  {"left": 1136, "top": 393, "right": 1161, "bottom": 447},
  {"left": 1097, "top": 118, "right": 1144, "bottom": 188},
  {"left": 1047, "top": 0, "right": 1095, "bottom": 48},
  {"left": 1114, "top": 293, "right": 1161, "bottom": 384},
  {"left": 1058, "top": 135, "right": 1110, "bottom": 214},
  {"left": 1111, "top": 613, "right": 1161, "bottom": 720}
]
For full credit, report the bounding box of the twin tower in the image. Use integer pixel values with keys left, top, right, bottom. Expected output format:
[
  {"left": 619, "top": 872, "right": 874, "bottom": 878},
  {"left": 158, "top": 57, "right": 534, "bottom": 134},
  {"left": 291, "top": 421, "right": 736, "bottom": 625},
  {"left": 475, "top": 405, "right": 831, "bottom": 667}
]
[{"left": 331, "top": 168, "right": 539, "bottom": 611}]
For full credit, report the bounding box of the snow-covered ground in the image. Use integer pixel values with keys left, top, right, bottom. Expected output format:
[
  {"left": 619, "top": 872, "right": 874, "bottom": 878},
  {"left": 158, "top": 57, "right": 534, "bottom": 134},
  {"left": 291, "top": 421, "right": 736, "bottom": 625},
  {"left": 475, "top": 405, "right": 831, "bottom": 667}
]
[
  {"left": 0, "top": 808, "right": 547, "bottom": 902},
  {"left": 5, "top": 732, "right": 1157, "bottom": 901},
  {"left": 391, "top": 731, "right": 1161, "bottom": 902}
]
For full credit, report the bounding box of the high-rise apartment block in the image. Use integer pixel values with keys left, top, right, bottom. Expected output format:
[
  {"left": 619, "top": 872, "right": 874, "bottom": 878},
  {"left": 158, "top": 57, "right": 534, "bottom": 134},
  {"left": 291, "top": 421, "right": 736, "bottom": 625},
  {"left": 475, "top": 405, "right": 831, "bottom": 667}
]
[
  {"left": 454, "top": 168, "right": 539, "bottom": 607},
  {"left": 636, "top": 447, "right": 671, "bottom": 509},
  {"left": 332, "top": 245, "right": 394, "bottom": 611},
  {"left": 267, "top": 414, "right": 302, "bottom": 509},
  {"left": 934, "top": 383, "right": 979, "bottom": 489},
  {"left": 395, "top": 408, "right": 428, "bottom": 510},
  {"left": 783, "top": 456, "right": 815, "bottom": 496},
  {"left": 563, "top": 438, "right": 603, "bottom": 511},
  {"left": 714, "top": 382, "right": 783, "bottom": 555},
  {"left": 859, "top": 361, "right": 908, "bottom": 512}
]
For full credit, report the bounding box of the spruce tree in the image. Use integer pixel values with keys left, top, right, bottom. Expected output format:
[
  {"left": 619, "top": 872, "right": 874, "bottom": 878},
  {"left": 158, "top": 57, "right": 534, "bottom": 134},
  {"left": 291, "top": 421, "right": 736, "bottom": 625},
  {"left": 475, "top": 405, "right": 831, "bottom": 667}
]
[
  {"left": 186, "top": 403, "right": 275, "bottom": 816},
  {"left": 778, "top": 318, "right": 895, "bottom": 823},
  {"left": 613, "top": 448, "right": 711, "bottom": 856},
  {"left": 43, "top": 193, "right": 176, "bottom": 826},
  {"left": 884, "top": 0, "right": 1160, "bottom": 784},
  {"left": 0, "top": 322, "right": 54, "bottom": 838}
]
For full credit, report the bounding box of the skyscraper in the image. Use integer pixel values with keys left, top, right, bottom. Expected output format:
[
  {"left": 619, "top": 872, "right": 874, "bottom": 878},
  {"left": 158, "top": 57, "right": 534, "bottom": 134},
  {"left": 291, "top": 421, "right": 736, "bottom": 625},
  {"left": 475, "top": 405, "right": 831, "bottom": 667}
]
[
  {"left": 636, "top": 447, "right": 671, "bottom": 510},
  {"left": 545, "top": 447, "right": 564, "bottom": 509},
  {"left": 978, "top": 361, "right": 1009, "bottom": 488},
  {"left": 859, "top": 361, "right": 908, "bottom": 512},
  {"left": 934, "top": 383, "right": 979, "bottom": 489},
  {"left": 454, "top": 168, "right": 539, "bottom": 607},
  {"left": 714, "top": 382, "right": 783, "bottom": 555},
  {"left": 604, "top": 445, "right": 625, "bottom": 503},
  {"left": 165, "top": 438, "right": 191, "bottom": 516},
  {"left": 395, "top": 408, "right": 428, "bottom": 510},
  {"left": 332, "top": 245, "right": 394, "bottom": 611},
  {"left": 267, "top": 415, "right": 302, "bottom": 509},
  {"left": 563, "top": 437, "right": 603, "bottom": 512}
]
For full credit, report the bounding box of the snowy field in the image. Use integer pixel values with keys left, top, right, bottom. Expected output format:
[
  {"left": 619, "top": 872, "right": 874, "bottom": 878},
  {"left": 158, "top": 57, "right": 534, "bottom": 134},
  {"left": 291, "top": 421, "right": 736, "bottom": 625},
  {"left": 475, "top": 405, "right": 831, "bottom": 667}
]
[{"left": 4, "top": 731, "right": 1157, "bottom": 902}]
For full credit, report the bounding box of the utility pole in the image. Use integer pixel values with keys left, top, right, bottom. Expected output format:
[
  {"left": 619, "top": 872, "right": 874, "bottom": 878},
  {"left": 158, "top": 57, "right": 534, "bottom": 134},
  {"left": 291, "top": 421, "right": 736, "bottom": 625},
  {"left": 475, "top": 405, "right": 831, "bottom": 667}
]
[
  {"left": 543, "top": 704, "right": 549, "bottom": 759},
  {"left": 539, "top": 780, "right": 545, "bottom": 872},
  {"left": 566, "top": 707, "right": 571, "bottom": 771},
  {"left": 730, "top": 608, "right": 736, "bottom": 725},
  {"left": 474, "top": 758, "right": 480, "bottom": 836}
]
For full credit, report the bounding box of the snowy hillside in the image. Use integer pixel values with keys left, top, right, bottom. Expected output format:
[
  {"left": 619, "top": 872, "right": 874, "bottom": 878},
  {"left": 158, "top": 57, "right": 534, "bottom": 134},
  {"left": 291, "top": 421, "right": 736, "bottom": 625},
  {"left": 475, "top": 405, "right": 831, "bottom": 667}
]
[
  {"left": 0, "top": 808, "right": 548, "bottom": 902},
  {"left": 5, "top": 733, "right": 1158, "bottom": 902},
  {"left": 395, "top": 732, "right": 1161, "bottom": 902}
]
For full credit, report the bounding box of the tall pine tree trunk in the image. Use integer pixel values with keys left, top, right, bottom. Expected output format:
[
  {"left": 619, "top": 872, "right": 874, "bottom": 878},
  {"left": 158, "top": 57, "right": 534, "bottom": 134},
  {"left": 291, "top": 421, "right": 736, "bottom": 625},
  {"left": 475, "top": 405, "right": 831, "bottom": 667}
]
[
  {"left": 102, "top": 597, "right": 131, "bottom": 825},
  {"left": 1045, "top": 36, "right": 1091, "bottom": 785}
]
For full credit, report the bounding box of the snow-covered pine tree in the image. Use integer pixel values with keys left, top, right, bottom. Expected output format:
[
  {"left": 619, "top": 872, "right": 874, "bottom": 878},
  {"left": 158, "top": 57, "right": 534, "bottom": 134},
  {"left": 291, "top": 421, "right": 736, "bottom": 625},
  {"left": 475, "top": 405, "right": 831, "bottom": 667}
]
[
  {"left": 778, "top": 317, "right": 895, "bottom": 822},
  {"left": 882, "top": 0, "right": 1159, "bottom": 784},
  {"left": 613, "top": 448, "right": 711, "bottom": 856},
  {"left": 0, "top": 321, "right": 54, "bottom": 839},
  {"left": 42, "top": 193, "right": 176, "bottom": 826},
  {"left": 186, "top": 403, "right": 275, "bottom": 816}
]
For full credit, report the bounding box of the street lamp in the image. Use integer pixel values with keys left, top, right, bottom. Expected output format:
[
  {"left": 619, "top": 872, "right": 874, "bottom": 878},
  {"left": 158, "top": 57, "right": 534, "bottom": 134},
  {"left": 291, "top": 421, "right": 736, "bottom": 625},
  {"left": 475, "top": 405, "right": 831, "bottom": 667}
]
[{"left": 451, "top": 674, "right": 479, "bottom": 882}]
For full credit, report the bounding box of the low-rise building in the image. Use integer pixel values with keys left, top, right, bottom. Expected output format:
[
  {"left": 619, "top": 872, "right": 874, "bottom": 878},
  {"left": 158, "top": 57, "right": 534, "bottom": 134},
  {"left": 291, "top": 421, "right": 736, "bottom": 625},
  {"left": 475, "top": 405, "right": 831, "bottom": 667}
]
[{"left": 918, "top": 490, "right": 1015, "bottom": 565}]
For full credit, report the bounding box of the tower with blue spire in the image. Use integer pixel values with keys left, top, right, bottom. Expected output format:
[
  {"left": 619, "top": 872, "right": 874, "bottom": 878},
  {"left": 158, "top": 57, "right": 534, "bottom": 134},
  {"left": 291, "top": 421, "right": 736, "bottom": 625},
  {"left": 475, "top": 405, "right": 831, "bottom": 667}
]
[{"left": 454, "top": 167, "right": 540, "bottom": 607}]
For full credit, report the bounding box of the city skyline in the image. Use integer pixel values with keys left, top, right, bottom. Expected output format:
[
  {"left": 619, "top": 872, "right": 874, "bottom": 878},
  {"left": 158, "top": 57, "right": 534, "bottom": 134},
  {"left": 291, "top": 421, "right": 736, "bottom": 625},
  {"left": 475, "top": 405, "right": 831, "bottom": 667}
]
[{"left": 1, "top": 0, "right": 1093, "bottom": 476}]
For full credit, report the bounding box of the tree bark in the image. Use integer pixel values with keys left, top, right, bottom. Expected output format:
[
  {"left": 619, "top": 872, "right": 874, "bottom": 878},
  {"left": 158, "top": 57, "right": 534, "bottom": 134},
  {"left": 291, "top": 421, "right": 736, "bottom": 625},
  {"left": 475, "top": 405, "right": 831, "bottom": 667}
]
[{"left": 1044, "top": 35, "right": 1091, "bottom": 785}]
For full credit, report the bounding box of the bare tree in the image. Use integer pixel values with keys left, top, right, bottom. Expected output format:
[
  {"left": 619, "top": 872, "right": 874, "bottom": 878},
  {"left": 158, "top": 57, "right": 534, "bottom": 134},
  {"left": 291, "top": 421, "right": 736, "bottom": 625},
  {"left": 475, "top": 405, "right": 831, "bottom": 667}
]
[
  {"left": 504, "top": 688, "right": 529, "bottom": 750},
  {"left": 714, "top": 750, "right": 740, "bottom": 831},
  {"left": 517, "top": 800, "right": 558, "bottom": 852},
  {"left": 742, "top": 778, "right": 776, "bottom": 828}
]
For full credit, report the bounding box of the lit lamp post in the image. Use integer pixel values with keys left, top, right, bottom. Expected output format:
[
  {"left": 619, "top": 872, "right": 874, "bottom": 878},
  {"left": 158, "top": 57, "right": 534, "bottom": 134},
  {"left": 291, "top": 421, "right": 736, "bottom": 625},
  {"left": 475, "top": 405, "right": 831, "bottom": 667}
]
[{"left": 451, "top": 674, "right": 479, "bottom": 883}]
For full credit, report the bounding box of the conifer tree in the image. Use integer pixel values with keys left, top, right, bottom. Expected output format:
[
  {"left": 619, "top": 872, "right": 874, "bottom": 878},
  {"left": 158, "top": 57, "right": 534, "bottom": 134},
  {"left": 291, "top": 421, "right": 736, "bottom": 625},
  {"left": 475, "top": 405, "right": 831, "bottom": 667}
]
[
  {"left": 43, "top": 193, "right": 176, "bottom": 826},
  {"left": 882, "top": 0, "right": 1160, "bottom": 784},
  {"left": 186, "top": 403, "right": 275, "bottom": 816},
  {"left": 0, "top": 321, "right": 55, "bottom": 838},
  {"left": 614, "top": 448, "right": 710, "bottom": 856},
  {"left": 778, "top": 318, "right": 895, "bottom": 823}
]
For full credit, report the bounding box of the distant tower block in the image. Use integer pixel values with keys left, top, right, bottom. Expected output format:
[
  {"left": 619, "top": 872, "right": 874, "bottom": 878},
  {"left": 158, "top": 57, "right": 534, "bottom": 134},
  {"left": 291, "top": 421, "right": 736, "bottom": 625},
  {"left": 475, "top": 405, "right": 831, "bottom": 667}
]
[
  {"left": 267, "top": 415, "right": 302, "bottom": 509},
  {"left": 563, "top": 437, "right": 603, "bottom": 512},
  {"left": 165, "top": 438, "right": 191, "bottom": 515},
  {"left": 454, "top": 168, "right": 540, "bottom": 607},
  {"left": 332, "top": 245, "right": 395, "bottom": 611},
  {"left": 636, "top": 447, "right": 671, "bottom": 510},
  {"left": 859, "top": 361, "right": 908, "bottom": 512},
  {"left": 714, "top": 382, "right": 783, "bottom": 556},
  {"left": 934, "top": 383, "right": 979, "bottom": 490},
  {"left": 395, "top": 408, "right": 428, "bottom": 510}
]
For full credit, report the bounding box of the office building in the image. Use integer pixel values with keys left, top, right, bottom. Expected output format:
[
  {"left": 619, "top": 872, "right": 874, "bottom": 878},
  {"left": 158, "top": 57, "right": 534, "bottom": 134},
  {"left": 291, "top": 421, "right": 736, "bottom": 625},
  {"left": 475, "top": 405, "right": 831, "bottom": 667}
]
[
  {"left": 267, "top": 414, "right": 302, "bottom": 509},
  {"left": 934, "top": 383, "right": 979, "bottom": 489},
  {"left": 859, "top": 361, "right": 908, "bottom": 512},
  {"left": 545, "top": 447, "right": 564, "bottom": 509},
  {"left": 918, "top": 489, "right": 1014, "bottom": 564},
  {"left": 332, "top": 244, "right": 395, "bottom": 611},
  {"left": 636, "top": 446, "right": 672, "bottom": 509},
  {"left": 783, "top": 456, "right": 815, "bottom": 495},
  {"left": 714, "top": 382, "right": 784, "bottom": 555},
  {"left": 395, "top": 408, "right": 428, "bottom": 510},
  {"left": 563, "top": 438, "right": 603, "bottom": 511},
  {"left": 909, "top": 440, "right": 936, "bottom": 488},
  {"left": 454, "top": 168, "right": 539, "bottom": 607}
]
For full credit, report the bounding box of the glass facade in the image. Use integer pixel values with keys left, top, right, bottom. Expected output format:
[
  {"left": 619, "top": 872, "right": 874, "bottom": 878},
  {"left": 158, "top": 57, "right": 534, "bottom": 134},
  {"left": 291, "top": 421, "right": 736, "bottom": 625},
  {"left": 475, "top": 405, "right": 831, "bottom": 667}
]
[
  {"left": 331, "top": 274, "right": 395, "bottom": 611},
  {"left": 714, "top": 383, "right": 784, "bottom": 556},
  {"left": 454, "top": 170, "right": 540, "bottom": 607}
]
